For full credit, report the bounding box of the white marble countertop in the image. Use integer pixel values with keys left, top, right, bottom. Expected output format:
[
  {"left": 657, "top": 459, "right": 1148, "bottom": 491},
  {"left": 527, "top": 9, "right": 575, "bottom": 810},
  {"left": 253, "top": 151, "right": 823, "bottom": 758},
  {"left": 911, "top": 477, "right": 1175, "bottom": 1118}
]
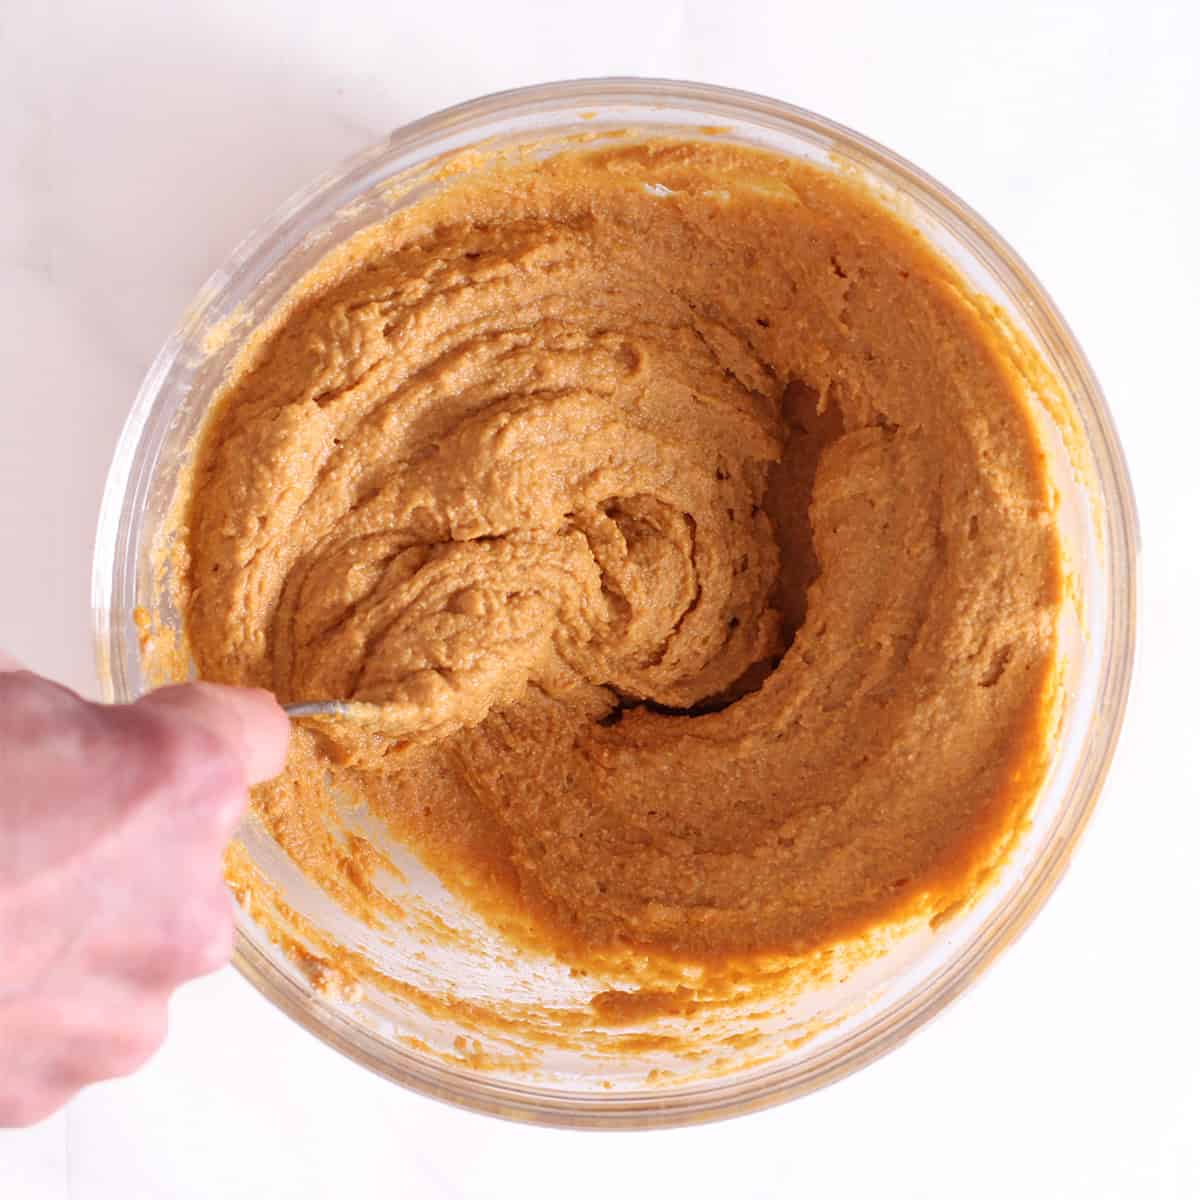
[{"left": 3, "top": 1, "right": 1197, "bottom": 1196}]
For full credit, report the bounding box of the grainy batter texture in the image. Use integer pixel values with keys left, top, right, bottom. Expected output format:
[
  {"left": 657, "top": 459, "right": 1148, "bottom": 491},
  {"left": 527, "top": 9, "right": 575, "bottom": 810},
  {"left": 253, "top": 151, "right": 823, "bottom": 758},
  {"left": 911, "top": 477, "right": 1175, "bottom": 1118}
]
[{"left": 181, "top": 140, "right": 1061, "bottom": 967}]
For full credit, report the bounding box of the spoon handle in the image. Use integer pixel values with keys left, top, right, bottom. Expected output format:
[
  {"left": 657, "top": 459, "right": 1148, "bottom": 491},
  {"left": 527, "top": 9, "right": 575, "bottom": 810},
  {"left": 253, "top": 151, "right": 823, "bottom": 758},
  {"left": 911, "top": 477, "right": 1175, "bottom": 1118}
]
[{"left": 282, "top": 700, "right": 358, "bottom": 719}]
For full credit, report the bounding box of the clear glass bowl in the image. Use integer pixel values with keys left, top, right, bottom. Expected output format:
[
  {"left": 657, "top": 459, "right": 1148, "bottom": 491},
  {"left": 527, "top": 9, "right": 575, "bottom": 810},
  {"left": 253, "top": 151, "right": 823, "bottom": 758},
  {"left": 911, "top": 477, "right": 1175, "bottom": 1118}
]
[{"left": 92, "top": 79, "right": 1137, "bottom": 1128}]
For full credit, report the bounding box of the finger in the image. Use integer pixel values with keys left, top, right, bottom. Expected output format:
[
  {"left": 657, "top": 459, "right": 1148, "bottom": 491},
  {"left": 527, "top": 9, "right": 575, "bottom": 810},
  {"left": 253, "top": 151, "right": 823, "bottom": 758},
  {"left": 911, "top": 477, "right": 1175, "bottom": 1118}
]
[
  {"left": 140, "top": 885, "right": 236, "bottom": 985},
  {"left": 0, "top": 1085, "right": 71, "bottom": 1128},
  {"left": 35, "top": 988, "right": 170, "bottom": 1088},
  {"left": 137, "top": 683, "right": 290, "bottom": 785}
]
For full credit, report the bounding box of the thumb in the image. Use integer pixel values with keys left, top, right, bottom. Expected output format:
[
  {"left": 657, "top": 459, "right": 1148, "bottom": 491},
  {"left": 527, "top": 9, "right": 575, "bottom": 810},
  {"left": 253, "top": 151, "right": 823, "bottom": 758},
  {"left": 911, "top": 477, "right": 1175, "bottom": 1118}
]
[{"left": 136, "top": 683, "right": 290, "bottom": 785}]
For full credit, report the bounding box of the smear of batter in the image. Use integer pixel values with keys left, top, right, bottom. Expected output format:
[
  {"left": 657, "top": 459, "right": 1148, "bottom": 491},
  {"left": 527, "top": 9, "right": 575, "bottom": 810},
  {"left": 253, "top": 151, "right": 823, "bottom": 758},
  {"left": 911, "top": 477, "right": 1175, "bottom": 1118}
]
[{"left": 178, "top": 140, "right": 1061, "bottom": 976}]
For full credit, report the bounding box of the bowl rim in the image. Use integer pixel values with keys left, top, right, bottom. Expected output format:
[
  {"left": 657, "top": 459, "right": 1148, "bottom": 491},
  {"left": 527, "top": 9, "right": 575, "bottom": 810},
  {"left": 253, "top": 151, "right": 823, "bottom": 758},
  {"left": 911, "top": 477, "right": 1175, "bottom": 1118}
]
[{"left": 92, "top": 76, "right": 1139, "bottom": 1129}]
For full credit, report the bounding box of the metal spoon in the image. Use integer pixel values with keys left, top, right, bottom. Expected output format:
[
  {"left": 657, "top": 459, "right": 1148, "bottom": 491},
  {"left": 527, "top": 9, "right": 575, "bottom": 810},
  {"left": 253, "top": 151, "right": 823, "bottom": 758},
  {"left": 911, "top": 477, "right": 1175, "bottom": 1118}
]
[{"left": 283, "top": 701, "right": 366, "bottom": 719}]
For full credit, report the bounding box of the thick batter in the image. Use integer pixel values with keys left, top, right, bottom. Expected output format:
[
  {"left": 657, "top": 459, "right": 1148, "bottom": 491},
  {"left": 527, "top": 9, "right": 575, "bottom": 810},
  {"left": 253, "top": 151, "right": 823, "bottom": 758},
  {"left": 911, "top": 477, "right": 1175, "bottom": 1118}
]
[{"left": 180, "top": 140, "right": 1061, "bottom": 967}]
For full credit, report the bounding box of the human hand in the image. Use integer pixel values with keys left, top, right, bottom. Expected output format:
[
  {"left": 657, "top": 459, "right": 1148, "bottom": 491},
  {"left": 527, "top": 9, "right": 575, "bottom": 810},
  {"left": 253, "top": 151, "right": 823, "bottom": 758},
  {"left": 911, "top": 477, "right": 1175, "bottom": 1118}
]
[{"left": 0, "top": 658, "right": 289, "bottom": 1126}]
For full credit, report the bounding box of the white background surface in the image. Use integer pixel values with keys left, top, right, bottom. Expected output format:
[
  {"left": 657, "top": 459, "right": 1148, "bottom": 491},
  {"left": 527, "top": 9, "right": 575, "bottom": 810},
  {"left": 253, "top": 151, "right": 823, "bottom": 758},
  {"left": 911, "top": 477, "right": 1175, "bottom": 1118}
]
[{"left": 2, "top": 0, "right": 1197, "bottom": 1196}]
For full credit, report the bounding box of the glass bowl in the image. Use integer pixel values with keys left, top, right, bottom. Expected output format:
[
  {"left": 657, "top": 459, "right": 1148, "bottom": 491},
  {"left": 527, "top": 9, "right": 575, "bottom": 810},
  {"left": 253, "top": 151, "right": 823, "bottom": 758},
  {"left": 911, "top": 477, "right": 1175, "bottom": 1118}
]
[{"left": 92, "top": 78, "right": 1137, "bottom": 1129}]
